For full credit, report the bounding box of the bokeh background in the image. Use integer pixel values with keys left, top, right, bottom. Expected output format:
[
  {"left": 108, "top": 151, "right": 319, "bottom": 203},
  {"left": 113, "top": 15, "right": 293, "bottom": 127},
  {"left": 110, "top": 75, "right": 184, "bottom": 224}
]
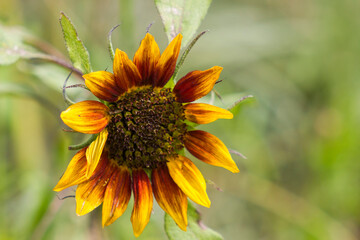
[{"left": 1, "top": 0, "right": 359, "bottom": 239}]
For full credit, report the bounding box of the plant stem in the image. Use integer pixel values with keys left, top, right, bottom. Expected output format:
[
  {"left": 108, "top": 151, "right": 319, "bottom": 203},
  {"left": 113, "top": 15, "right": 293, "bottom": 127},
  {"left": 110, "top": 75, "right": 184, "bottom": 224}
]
[{"left": 38, "top": 55, "right": 83, "bottom": 78}]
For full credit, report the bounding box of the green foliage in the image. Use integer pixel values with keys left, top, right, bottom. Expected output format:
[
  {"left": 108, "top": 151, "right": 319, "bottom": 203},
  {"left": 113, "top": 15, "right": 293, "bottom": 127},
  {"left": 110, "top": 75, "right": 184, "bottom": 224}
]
[
  {"left": 0, "top": 82, "right": 60, "bottom": 114},
  {"left": 165, "top": 202, "right": 223, "bottom": 240},
  {"left": 59, "top": 12, "right": 92, "bottom": 74},
  {"left": 0, "top": 25, "right": 46, "bottom": 65},
  {"left": 155, "top": 0, "right": 211, "bottom": 48}
]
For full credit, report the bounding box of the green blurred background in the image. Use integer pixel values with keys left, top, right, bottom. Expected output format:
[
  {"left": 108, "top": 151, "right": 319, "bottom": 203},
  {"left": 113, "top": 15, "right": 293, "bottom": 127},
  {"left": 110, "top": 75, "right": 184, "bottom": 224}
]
[{"left": 1, "top": 0, "right": 359, "bottom": 239}]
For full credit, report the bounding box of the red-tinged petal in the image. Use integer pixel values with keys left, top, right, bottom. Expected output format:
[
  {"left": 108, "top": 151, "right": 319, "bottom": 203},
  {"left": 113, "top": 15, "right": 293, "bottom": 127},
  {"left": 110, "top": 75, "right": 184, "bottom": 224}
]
[
  {"left": 53, "top": 148, "right": 87, "bottom": 192},
  {"left": 113, "top": 49, "right": 142, "bottom": 92},
  {"left": 173, "top": 66, "right": 223, "bottom": 103},
  {"left": 131, "top": 169, "right": 153, "bottom": 237},
  {"left": 167, "top": 155, "right": 210, "bottom": 208},
  {"left": 152, "top": 165, "right": 188, "bottom": 231},
  {"left": 153, "top": 34, "right": 182, "bottom": 87},
  {"left": 83, "top": 71, "right": 121, "bottom": 102},
  {"left": 133, "top": 33, "right": 161, "bottom": 85},
  {"left": 86, "top": 129, "right": 108, "bottom": 178},
  {"left": 184, "top": 103, "right": 233, "bottom": 124},
  {"left": 185, "top": 130, "right": 239, "bottom": 173},
  {"left": 60, "top": 101, "right": 109, "bottom": 134},
  {"left": 76, "top": 156, "right": 115, "bottom": 216},
  {"left": 102, "top": 165, "right": 131, "bottom": 227}
]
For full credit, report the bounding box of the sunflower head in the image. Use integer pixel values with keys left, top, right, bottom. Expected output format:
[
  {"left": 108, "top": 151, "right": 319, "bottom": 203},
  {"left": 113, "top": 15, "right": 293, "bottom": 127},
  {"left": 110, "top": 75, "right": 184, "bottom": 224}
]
[
  {"left": 106, "top": 86, "right": 187, "bottom": 169},
  {"left": 56, "top": 33, "right": 239, "bottom": 237}
]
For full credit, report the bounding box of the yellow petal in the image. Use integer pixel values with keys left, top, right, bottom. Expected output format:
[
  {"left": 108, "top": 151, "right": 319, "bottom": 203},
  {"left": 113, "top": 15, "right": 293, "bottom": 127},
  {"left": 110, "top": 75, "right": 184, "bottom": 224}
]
[
  {"left": 173, "top": 66, "right": 223, "bottom": 103},
  {"left": 133, "top": 33, "right": 161, "bottom": 85},
  {"left": 53, "top": 148, "right": 87, "bottom": 192},
  {"left": 184, "top": 130, "right": 239, "bottom": 173},
  {"left": 153, "top": 34, "right": 182, "bottom": 87},
  {"left": 131, "top": 169, "right": 153, "bottom": 237},
  {"left": 83, "top": 71, "right": 121, "bottom": 102},
  {"left": 60, "top": 101, "right": 109, "bottom": 134},
  {"left": 76, "top": 157, "right": 115, "bottom": 216},
  {"left": 184, "top": 103, "right": 233, "bottom": 124},
  {"left": 102, "top": 166, "right": 131, "bottom": 227},
  {"left": 86, "top": 129, "right": 108, "bottom": 178},
  {"left": 167, "top": 155, "right": 211, "bottom": 208},
  {"left": 113, "top": 49, "right": 142, "bottom": 92},
  {"left": 152, "top": 165, "right": 188, "bottom": 231}
]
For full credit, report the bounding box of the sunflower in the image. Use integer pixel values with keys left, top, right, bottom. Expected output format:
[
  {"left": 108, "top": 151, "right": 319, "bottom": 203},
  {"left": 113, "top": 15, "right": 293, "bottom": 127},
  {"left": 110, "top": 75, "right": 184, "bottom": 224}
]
[{"left": 54, "top": 33, "right": 239, "bottom": 237}]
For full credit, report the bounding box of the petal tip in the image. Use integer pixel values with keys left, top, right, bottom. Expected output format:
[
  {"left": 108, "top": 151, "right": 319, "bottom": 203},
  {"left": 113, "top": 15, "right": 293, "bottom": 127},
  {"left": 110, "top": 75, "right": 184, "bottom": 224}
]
[
  {"left": 85, "top": 170, "right": 93, "bottom": 179},
  {"left": 230, "top": 166, "right": 240, "bottom": 173},
  {"left": 213, "top": 66, "right": 223, "bottom": 73},
  {"left": 175, "top": 33, "right": 183, "bottom": 40},
  {"left": 178, "top": 223, "right": 187, "bottom": 231},
  {"left": 145, "top": 32, "right": 153, "bottom": 38},
  {"left": 202, "top": 197, "right": 211, "bottom": 208},
  {"left": 101, "top": 219, "right": 108, "bottom": 228}
]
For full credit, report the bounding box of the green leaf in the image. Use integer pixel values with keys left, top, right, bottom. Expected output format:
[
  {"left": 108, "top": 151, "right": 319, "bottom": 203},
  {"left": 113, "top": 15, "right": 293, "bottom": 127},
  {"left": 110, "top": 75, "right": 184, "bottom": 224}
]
[
  {"left": 59, "top": 12, "right": 92, "bottom": 74},
  {"left": 155, "top": 0, "right": 212, "bottom": 47},
  {"left": 165, "top": 201, "right": 223, "bottom": 240},
  {"left": 0, "top": 24, "right": 46, "bottom": 65}
]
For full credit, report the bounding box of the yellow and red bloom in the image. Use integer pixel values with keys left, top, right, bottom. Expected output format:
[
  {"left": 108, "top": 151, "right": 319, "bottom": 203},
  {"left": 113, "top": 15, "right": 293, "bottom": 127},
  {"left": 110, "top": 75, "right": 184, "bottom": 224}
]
[{"left": 54, "top": 33, "right": 239, "bottom": 237}]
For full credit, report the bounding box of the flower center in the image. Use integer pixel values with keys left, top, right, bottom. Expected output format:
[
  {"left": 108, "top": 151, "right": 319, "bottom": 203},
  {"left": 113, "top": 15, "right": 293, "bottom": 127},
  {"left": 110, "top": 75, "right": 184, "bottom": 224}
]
[{"left": 106, "top": 86, "right": 187, "bottom": 169}]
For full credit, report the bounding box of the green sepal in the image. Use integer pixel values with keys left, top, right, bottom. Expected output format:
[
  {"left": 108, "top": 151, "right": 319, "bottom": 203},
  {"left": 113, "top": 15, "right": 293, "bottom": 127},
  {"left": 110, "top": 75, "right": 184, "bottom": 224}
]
[
  {"left": 68, "top": 134, "right": 97, "bottom": 150},
  {"left": 108, "top": 24, "right": 120, "bottom": 61},
  {"left": 164, "top": 76, "right": 175, "bottom": 89},
  {"left": 227, "top": 95, "right": 255, "bottom": 116},
  {"left": 172, "top": 31, "right": 208, "bottom": 82},
  {"left": 185, "top": 120, "right": 198, "bottom": 131},
  {"left": 62, "top": 71, "right": 75, "bottom": 106},
  {"left": 166, "top": 31, "right": 207, "bottom": 89}
]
